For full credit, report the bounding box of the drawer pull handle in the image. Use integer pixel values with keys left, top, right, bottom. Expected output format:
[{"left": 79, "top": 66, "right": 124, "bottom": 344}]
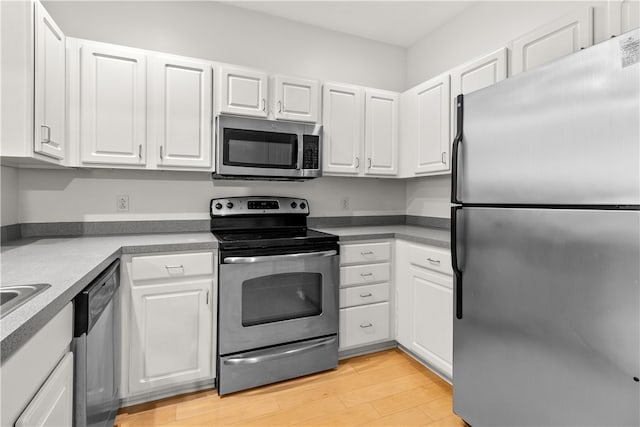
[
  {"left": 360, "top": 251, "right": 374, "bottom": 256},
  {"left": 360, "top": 293, "right": 373, "bottom": 298},
  {"left": 360, "top": 323, "right": 373, "bottom": 328},
  {"left": 360, "top": 272, "right": 373, "bottom": 277},
  {"left": 165, "top": 265, "right": 185, "bottom": 273},
  {"left": 427, "top": 258, "right": 441, "bottom": 265}
]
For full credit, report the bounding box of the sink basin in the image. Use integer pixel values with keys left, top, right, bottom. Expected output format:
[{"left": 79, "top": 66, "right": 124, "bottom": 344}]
[{"left": 0, "top": 284, "right": 51, "bottom": 319}]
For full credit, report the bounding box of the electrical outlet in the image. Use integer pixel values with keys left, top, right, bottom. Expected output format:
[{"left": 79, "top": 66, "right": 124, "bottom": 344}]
[
  {"left": 116, "top": 195, "right": 129, "bottom": 212},
  {"left": 342, "top": 197, "right": 349, "bottom": 210}
]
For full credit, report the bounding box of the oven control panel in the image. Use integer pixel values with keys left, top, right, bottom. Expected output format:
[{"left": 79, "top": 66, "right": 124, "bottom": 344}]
[{"left": 211, "top": 197, "right": 309, "bottom": 216}]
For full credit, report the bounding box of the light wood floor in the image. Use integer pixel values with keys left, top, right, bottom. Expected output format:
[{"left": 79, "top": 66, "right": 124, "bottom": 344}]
[{"left": 115, "top": 349, "right": 465, "bottom": 427}]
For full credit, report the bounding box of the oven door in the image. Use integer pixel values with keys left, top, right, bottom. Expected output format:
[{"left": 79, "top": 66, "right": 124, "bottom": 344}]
[{"left": 218, "top": 249, "right": 339, "bottom": 355}]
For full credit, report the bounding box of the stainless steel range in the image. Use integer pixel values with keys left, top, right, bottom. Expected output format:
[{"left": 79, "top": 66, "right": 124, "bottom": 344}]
[{"left": 211, "top": 196, "right": 339, "bottom": 395}]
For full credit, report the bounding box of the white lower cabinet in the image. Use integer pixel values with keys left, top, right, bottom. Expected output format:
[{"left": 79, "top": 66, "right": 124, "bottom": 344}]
[
  {"left": 339, "top": 240, "right": 393, "bottom": 351},
  {"left": 15, "top": 352, "right": 74, "bottom": 427},
  {"left": 396, "top": 239, "right": 453, "bottom": 379},
  {"left": 121, "top": 251, "right": 217, "bottom": 401}
]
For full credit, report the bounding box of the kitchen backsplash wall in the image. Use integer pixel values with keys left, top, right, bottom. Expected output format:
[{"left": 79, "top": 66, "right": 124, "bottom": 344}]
[
  {"left": 405, "top": 175, "right": 450, "bottom": 219},
  {"left": 17, "top": 168, "right": 406, "bottom": 223},
  {"left": 1, "top": 166, "right": 19, "bottom": 226},
  {"left": 43, "top": 0, "right": 406, "bottom": 92}
]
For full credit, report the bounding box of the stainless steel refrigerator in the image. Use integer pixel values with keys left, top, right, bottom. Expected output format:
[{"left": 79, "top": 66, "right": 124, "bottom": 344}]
[{"left": 451, "top": 29, "right": 640, "bottom": 426}]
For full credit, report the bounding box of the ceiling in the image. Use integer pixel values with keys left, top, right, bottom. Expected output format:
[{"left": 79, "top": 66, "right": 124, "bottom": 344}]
[{"left": 221, "top": 1, "right": 476, "bottom": 47}]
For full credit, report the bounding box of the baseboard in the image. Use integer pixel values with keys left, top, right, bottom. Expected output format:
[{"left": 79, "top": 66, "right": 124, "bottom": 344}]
[
  {"left": 338, "top": 340, "right": 397, "bottom": 359},
  {"left": 396, "top": 343, "right": 452, "bottom": 384}
]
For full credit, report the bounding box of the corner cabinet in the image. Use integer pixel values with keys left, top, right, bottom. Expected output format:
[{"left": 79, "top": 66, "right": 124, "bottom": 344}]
[
  {"left": 150, "top": 55, "right": 213, "bottom": 169},
  {"left": 396, "top": 240, "right": 453, "bottom": 380},
  {"left": 76, "top": 40, "right": 148, "bottom": 166},
  {"left": 219, "top": 66, "right": 268, "bottom": 118},
  {"left": 323, "top": 83, "right": 399, "bottom": 177},
  {"left": 120, "top": 251, "right": 217, "bottom": 403},
  {"left": 511, "top": 7, "right": 593, "bottom": 75},
  {"left": 400, "top": 73, "right": 451, "bottom": 177}
]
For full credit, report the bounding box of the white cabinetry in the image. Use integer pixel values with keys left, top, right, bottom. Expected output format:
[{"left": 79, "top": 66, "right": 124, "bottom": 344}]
[
  {"left": 151, "top": 55, "right": 213, "bottom": 169},
  {"left": 15, "top": 352, "right": 74, "bottom": 427},
  {"left": 272, "top": 75, "right": 320, "bottom": 123},
  {"left": 1, "top": 0, "right": 66, "bottom": 166},
  {"left": 512, "top": 7, "right": 593, "bottom": 75},
  {"left": 34, "top": 1, "right": 66, "bottom": 160},
  {"left": 450, "top": 48, "right": 508, "bottom": 140},
  {"left": 121, "top": 251, "right": 217, "bottom": 401},
  {"left": 400, "top": 73, "right": 451, "bottom": 176},
  {"left": 396, "top": 240, "right": 453, "bottom": 379},
  {"left": 78, "top": 40, "right": 147, "bottom": 166},
  {"left": 323, "top": 84, "right": 399, "bottom": 177},
  {"left": 339, "top": 240, "right": 393, "bottom": 351},
  {"left": 219, "top": 66, "right": 268, "bottom": 118},
  {"left": 365, "top": 90, "right": 399, "bottom": 176},
  {"left": 1, "top": 304, "right": 73, "bottom": 426}
]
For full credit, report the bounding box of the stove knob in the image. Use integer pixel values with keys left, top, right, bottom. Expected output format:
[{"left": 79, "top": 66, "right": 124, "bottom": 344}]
[
  {"left": 300, "top": 202, "right": 307, "bottom": 210},
  {"left": 226, "top": 202, "right": 234, "bottom": 209},
  {"left": 290, "top": 202, "right": 297, "bottom": 209},
  {"left": 215, "top": 203, "right": 223, "bottom": 210}
]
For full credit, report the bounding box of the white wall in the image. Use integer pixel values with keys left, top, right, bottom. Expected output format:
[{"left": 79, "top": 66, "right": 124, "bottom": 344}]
[
  {"left": 1, "top": 166, "right": 20, "bottom": 226},
  {"left": 43, "top": 1, "right": 406, "bottom": 91},
  {"left": 17, "top": 169, "right": 405, "bottom": 222}
]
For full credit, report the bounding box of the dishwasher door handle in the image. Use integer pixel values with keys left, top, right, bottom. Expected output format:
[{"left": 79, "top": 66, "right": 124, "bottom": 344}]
[
  {"left": 224, "top": 250, "right": 337, "bottom": 264},
  {"left": 223, "top": 336, "right": 337, "bottom": 365}
]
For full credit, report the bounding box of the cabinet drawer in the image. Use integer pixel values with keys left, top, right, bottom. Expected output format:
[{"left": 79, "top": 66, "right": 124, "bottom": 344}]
[
  {"left": 340, "top": 263, "right": 390, "bottom": 287},
  {"left": 339, "top": 302, "right": 390, "bottom": 349},
  {"left": 341, "top": 242, "right": 390, "bottom": 265},
  {"left": 131, "top": 252, "right": 214, "bottom": 281},
  {"left": 339, "top": 283, "right": 389, "bottom": 308},
  {"left": 408, "top": 245, "right": 452, "bottom": 276}
]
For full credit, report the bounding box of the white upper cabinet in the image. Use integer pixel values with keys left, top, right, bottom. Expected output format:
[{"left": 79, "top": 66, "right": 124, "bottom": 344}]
[
  {"left": 219, "top": 66, "right": 268, "bottom": 118},
  {"left": 151, "top": 55, "right": 213, "bottom": 169},
  {"left": 322, "top": 83, "right": 364, "bottom": 175},
  {"left": 364, "top": 90, "right": 398, "bottom": 176},
  {"left": 273, "top": 75, "right": 320, "bottom": 123},
  {"left": 79, "top": 41, "right": 147, "bottom": 165},
  {"left": 511, "top": 7, "right": 593, "bottom": 75},
  {"left": 450, "top": 48, "right": 507, "bottom": 139},
  {"left": 33, "top": 1, "right": 66, "bottom": 161},
  {"left": 400, "top": 74, "right": 451, "bottom": 176}
]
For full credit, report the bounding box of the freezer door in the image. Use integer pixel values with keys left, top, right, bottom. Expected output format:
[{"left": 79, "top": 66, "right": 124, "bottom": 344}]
[
  {"left": 456, "top": 29, "right": 639, "bottom": 205},
  {"left": 453, "top": 207, "right": 640, "bottom": 426}
]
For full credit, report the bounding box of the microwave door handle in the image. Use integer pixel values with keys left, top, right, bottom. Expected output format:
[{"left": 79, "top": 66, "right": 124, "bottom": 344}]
[{"left": 223, "top": 250, "right": 337, "bottom": 264}]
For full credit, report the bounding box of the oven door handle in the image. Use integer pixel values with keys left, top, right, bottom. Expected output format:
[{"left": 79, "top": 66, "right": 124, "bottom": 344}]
[
  {"left": 223, "top": 336, "right": 337, "bottom": 365},
  {"left": 223, "top": 249, "right": 337, "bottom": 264}
]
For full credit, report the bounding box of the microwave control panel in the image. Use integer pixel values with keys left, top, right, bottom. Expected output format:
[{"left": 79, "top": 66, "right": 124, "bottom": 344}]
[{"left": 303, "top": 135, "right": 320, "bottom": 169}]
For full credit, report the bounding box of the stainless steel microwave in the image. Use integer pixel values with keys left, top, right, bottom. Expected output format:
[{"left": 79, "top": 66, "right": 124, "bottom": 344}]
[{"left": 213, "top": 115, "right": 322, "bottom": 180}]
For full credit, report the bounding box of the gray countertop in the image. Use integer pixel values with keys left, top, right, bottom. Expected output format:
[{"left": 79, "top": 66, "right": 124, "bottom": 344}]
[
  {"left": 1, "top": 233, "right": 217, "bottom": 362},
  {"left": 0, "top": 224, "right": 448, "bottom": 362},
  {"left": 315, "top": 225, "right": 450, "bottom": 248}
]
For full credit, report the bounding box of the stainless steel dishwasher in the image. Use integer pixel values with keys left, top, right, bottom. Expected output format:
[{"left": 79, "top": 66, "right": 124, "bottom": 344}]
[{"left": 73, "top": 259, "right": 120, "bottom": 427}]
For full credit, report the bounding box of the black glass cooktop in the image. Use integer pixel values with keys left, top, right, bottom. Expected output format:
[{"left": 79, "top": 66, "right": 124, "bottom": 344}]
[{"left": 213, "top": 228, "right": 338, "bottom": 251}]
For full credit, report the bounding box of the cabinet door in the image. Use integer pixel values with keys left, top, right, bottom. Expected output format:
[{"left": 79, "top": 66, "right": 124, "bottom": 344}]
[
  {"left": 404, "top": 74, "right": 451, "bottom": 175},
  {"left": 152, "top": 55, "right": 213, "bottom": 169},
  {"left": 273, "top": 75, "right": 320, "bottom": 123},
  {"left": 15, "top": 352, "right": 73, "bottom": 427},
  {"left": 364, "top": 90, "right": 398, "bottom": 176},
  {"left": 409, "top": 267, "right": 453, "bottom": 378},
  {"left": 129, "top": 280, "right": 213, "bottom": 394},
  {"left": 322, "top": 83, "right": 364, "bottom": 175},
  {"left": 219, "top": 67, "right": 268, "bottom": 118},
  {"left": 451, "top": 48, "right": 507, "bottom": 140},
  {"left": 80, "top": 42, "right": 147, "bottom": 165},
  {"left": 33, "top": 1, "right": 65, "bottom": 160},
  {"left": 512, "top": 7, "right": 593, "bottom": 75}
]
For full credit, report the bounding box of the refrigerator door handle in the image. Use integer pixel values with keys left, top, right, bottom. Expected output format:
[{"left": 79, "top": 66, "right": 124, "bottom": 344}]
[
  {"left": 451, "top": 206, "right": 463, "bottom": 319},
  {"left": 451, "top": 94, "right": 464, "bottom": 204}
]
